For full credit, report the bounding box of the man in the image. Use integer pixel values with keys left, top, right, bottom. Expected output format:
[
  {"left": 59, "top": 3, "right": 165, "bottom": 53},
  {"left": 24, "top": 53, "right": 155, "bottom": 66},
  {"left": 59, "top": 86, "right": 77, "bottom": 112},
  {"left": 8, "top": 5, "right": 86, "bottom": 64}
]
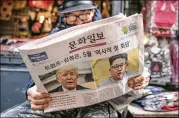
[
  {"left": 49, "top": 1, "right": 101, "bottom": 34},
  {"left": 50, "top": 65, "right": 87, "bottom": 92},
  {"left": 99, "top": 53, "right": 128, "bottom": 87},
  {"left": 1, "top": 0, "right": 150, "bottom": 117}
]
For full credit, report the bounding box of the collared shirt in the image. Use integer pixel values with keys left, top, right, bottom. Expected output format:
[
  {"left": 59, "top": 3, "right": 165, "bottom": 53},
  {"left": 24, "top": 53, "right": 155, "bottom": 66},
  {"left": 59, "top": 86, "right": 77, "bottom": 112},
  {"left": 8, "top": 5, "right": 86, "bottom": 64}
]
[
  {"left": 109, "top": 67, "right": 150, "bottom": 113},
  {"left": 62, "top": 86, "right": 76, "bottom": 92},
  {"left": 98, "top": 74, "right": 127, "bottom": 94},
  {"left": 98, "top": 67, "right": 150, "bottom": 113},
  {"left": 99, "top": 77, "right": 124, "bottom": 86}
]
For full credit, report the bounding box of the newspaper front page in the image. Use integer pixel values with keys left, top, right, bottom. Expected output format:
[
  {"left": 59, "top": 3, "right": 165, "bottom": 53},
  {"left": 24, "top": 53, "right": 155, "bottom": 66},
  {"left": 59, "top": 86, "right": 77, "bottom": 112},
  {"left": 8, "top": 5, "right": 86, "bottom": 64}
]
[{"left": 19, "top": 14, "right": 144, "bottom": 112}]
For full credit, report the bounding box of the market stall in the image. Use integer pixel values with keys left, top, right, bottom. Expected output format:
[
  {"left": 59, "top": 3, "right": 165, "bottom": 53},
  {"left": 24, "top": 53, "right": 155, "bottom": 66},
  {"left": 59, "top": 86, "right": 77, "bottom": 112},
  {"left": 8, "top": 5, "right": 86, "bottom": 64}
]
[{"left": 127, "top": 0, "right": 178, "bottom": 117}]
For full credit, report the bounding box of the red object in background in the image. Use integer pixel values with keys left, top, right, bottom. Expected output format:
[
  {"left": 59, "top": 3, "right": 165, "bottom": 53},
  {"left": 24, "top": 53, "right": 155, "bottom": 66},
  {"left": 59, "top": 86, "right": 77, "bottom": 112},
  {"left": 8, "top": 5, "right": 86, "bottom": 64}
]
[
  {"left": 141, "top": 0, "right": 147, "bottom": 31},
  {"left": 28, "top": 0, "right": 54, "bottom": 9},
  {"left": 31, "top": 22, "right": 42, "bottom": 33},
  {"left": 170, "top": 40, "right": 179, "bottom": 87},
  {"left": 162, "top": 102, "right": 178, "bottom": 111},
  {"left": 154, "top": 1, "right": 178, "bottom": 28},
  {"left": 151, "top": 33, "right": 172, "bottom": 38}
]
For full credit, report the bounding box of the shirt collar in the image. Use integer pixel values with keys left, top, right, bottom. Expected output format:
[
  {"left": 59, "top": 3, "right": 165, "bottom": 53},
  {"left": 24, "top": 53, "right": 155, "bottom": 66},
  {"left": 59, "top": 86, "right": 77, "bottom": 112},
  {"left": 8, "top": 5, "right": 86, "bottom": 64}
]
[
  {"left": 110, "top": 73, "right": 127, "bottom": 82},
  {"left": 62, "top": 86, "right": 76, "bottom": 92}
]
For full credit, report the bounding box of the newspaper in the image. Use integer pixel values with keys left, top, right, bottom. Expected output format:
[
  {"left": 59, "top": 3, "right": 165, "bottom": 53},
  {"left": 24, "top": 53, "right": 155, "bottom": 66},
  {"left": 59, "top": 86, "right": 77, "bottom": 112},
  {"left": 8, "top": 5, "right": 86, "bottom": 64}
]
[{"left": 19, "top": 14, "right": 144, "bottom": 113}]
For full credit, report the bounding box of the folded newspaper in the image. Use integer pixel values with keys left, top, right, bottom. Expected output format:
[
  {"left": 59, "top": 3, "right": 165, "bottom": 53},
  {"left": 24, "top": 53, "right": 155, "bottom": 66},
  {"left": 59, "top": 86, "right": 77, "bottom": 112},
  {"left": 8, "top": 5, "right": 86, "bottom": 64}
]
[{"left": 19, "top": 14, "right": 144, "bottom": 112}]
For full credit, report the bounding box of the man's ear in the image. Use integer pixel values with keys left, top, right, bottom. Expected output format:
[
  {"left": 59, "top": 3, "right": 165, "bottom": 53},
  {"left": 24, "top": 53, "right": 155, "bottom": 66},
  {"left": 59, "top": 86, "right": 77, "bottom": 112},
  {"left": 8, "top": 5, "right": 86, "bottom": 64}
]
[
  {"left": 124, "top": 62, "right": 128, "bottom": 71},
  {"left": 56, "top": 75, "right": 61, "bottom": 83},
  {"left": 56, "top": 78, "right": 60, "bottom": 83},
  {"left": 126, "top": 62, "right": 128, "bottom": 66}
]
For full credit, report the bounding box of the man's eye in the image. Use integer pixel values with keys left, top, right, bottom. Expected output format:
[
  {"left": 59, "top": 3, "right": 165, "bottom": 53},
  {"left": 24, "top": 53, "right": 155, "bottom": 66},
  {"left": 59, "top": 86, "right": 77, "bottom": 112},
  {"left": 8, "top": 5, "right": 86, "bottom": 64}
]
[
  {"left": 67, "top": 16, "right": 76, "bottom": 20},
  {"left": 70, "top": 72, "right": 74, "bottom": 75},
  {"left": 62, "top": 74, "right": 67, "bottom": 77},
  {"left": 112, "top": 65, "right": 118, "bottom": 68},
  {"left": 79, "top": 14, "right": 87, "bottom": 19},
  {"left": 119, "top": 64, "right": 124, "bottom": 67}
]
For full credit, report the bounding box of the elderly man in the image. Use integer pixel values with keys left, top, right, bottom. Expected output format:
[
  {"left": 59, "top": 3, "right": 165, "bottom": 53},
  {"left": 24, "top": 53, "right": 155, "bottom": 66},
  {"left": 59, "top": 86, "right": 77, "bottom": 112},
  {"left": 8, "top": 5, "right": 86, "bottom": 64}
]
[
  {"left": 51, "top": 65, "right": 87, "bottom": 92},
  {"left": 1, "top": 0, "right": 150, "bottom": 117}
]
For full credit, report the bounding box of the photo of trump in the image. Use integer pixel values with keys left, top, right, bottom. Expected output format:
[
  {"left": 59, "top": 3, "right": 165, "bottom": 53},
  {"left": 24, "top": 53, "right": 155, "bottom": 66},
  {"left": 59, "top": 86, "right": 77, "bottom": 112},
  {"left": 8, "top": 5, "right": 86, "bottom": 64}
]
[{"left": 50, "top": 65, "right": 88, "bottom": 92}]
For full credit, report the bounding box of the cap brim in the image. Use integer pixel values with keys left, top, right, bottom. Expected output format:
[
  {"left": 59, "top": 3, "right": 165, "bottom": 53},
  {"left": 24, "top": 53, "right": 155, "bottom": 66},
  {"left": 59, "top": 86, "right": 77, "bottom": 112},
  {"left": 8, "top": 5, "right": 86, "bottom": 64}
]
[{"left": 59, "top": 4, "right": 97, "bottom": 14}]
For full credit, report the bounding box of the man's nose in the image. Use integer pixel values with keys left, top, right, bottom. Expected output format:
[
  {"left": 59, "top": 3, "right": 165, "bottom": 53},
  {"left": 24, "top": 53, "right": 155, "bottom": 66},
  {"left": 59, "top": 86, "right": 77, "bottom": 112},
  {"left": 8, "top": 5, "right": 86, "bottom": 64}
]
[
  {"left": 117, "top": 66, "right": 122, "bottom": 70},
  {"left": 67, "top": 74, "right": 72, "bottom": 79},
  {"left": 75, "top": 18, "right": 83, "bottom": 25}
]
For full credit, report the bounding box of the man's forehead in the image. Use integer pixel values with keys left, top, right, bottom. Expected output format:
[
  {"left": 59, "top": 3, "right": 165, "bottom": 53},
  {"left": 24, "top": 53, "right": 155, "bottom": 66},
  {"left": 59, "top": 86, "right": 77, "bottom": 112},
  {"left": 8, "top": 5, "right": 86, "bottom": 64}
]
[
  {"left": 57, "top": 65, "right": 77, "bottom": 73},
  {"left": 112, "top": 58, "right": 126, "bottom": 64},
  {"left": 60, "top": 69, "right": 76, "bottom": 73},
  {"left": 65, "top": 9, "right": 91, "bottom": 15}
]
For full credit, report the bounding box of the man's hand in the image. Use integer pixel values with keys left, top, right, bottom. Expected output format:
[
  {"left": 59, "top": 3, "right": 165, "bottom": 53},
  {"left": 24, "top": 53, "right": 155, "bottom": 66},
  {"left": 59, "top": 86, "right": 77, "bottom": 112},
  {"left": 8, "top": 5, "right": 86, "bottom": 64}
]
[
  {"left": 128, "top": 74, "right": 150, "bottom": 90},
  {"left": 27, "top": 85, "right": 51, "bottom": 110}
]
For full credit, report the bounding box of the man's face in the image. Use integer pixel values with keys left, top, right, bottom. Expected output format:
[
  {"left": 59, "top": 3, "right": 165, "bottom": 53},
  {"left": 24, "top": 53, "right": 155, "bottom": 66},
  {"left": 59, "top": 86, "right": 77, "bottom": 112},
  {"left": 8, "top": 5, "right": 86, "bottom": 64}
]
[
  {"left": 109, "top": 58, "right": 127, "bottom": 80},
  {"left": 57, "top": 68, "right": 78, "bottom": 90},
  {"left": 64, "top": 9, "right": 94, "bottom": 26}
]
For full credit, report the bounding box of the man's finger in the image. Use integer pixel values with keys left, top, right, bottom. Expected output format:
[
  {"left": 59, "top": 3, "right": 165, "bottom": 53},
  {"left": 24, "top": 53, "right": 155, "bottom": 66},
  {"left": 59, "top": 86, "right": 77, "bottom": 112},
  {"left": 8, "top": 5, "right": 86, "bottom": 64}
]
[
  {"left": 128, "top": 83, "right": 134, "bottom": 89},
  {"left": 129, "top": 75, "right": 140, "bottom": 80},
  {"left": 36, "top": 89, "right": 48, "bottom": 94},
  {"left": 31, "top": 103, "right": 49, "bottom": 110},
  {"left": 134, "top": 84, "right": 146, "bottom": 90},
  {"left": 133, "top": 76, "right": 144, "bottom": 83},
  {"left": 30, "top": 97, "right": 51, "bottom": 105},
  {"left": 134, "top": 86, "right": 142, "bottom": 90},
  {"left": 134, "top": 80, "right": 149, "bottom": 90},
  {"left": 31, "top": 92, "right": 50, "bottom": 100},
  {"left": 27, "top": 96, "right": 32, "bottom": 101},
  {"left": 134, "top": 83, "right": 142, "bottom": 88},
  {"left": 145, "top": 77, "right": 150, "bottom": 83}
]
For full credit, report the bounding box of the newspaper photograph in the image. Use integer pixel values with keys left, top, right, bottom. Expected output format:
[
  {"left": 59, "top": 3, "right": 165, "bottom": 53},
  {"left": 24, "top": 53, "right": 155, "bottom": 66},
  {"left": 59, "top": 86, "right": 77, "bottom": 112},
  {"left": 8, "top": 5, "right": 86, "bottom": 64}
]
[{"left": 19, "top": 14, "right": 144, "bottom": 112}]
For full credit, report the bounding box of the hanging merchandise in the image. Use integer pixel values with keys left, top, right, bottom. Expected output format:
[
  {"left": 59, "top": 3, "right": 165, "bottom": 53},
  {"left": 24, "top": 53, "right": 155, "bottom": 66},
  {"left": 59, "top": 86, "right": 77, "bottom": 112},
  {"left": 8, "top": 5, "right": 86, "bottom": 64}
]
[
  {"left": 93, "top": 0, "right": 112, "bottom": 18},
  {"left": 101, "top": 0, "right": 111, "bottom": 18},
  {"left": 27, "top": 0, "right": 60, "bottom": 37},
  {"left": 51, "top": 6, "right": 58, "bottom": 23},
  {"left": 28, "top": 0, "right": 54, "bottom": 10},
  {"left": 144, "top": 34, "right": 150, "bottom": 46},
  {"left": 144, "top": 36, "right": 172, "bottom": 85},
  {"left": 170, "top": 39, "right": 179, "bottom": 87},
  {"left": 150, "top": 27, "right": 171, "bottom": 37},
  {"left": 31, "top": 21, "right": 42, "bottom": 34},
  {"left": 149, "top": 1, "right": 178, "bottom": 37},
  {"left": 143, "top": 0, "right": 152, "bottom": 32},
  {"left": 18, "top": 17, "right": 30, "bottom": 38},
  {"left": 13, "top": 0, "right": 27, "bottom": 10},
  {"left": 93, "top": 0, "right": 102, "bottom": 12},
  {"left": 0, "top": 1, "right": 13, "bottom": 21},
  {"left": 141, "top": 0, "right": 147, "bottom": 31},
  {"left": 158, "top": 37, "right": 169, "bottom": 49},
  {"left": 29, "top": 11, "right": 53, "bottom": 35},
  {"left": 154, "top": 1, "right": 178, "bottom": 28},
  {"left": 43, "top": 18, "right": 52, "bottom": 33},
  {"left": 28, "top": 11, "right": 36, "bottom": 21}
]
